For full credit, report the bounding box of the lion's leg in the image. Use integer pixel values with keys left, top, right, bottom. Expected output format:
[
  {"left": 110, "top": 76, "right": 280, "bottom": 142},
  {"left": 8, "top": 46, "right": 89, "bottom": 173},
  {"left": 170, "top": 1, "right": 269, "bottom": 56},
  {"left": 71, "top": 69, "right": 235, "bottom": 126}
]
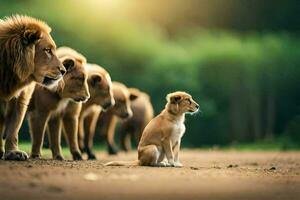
[
  {"left": 123, "top": 132, "right": 132, "bottom": 152},
  {"left": 62, "top": 114, "right": 82, "bottom": 160},
  {"left": 47, "top": 117, "right": 64, "bottom": 160},
  {"left": 85, "top": 111, "right": 100, "bottom": 160},
  {"left": 78, "top": 114, "right": 85, "bottom": 153},
  {"left": 4, "top": 85, "right": 35, "bottom": 161},
  {"left": 29, "top": 111, "right": 49, "bottom": 159},
  {"left": 0, "top": 101, "right": 5, "bottom": 159},
  {"left": 107, "top": 116, "right": 118, "bottom": 155}
]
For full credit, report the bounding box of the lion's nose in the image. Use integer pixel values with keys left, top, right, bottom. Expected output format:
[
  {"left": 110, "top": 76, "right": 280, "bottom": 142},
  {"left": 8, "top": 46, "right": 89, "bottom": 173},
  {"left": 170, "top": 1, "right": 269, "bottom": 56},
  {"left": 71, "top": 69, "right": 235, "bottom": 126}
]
[
  {"left": 195, "top": 104, "right": 199, "bottom": 109},
  {"left": 58, "top": 65, "right": 66, "bottom": 76},
  {"left": 60, "top": 68, "right": 66, "bottom": 76},
  {"left": 103, "top": 102, "right": 112, "bottom": 110}
]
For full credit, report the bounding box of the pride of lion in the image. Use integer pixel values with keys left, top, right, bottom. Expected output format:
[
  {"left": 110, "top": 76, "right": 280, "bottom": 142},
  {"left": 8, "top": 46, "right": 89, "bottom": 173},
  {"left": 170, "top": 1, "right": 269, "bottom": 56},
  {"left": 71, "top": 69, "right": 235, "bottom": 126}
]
[{"left": 0, "top": 15, "right": 200, "bottom": 167}]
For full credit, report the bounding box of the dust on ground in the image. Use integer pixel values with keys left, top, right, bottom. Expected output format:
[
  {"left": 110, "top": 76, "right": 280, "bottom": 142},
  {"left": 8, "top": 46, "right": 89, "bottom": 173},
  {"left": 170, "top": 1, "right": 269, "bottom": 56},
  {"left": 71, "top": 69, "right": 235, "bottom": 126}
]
[{"left": 0, "top": 150, "right": 299, "bottom": 200}]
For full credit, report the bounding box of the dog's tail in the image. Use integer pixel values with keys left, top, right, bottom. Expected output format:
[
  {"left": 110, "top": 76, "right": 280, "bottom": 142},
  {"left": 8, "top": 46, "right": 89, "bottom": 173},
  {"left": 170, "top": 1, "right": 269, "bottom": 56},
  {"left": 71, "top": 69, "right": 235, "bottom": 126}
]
[{"left": 104, "top": 160, "right": 140, "bottom": 166}]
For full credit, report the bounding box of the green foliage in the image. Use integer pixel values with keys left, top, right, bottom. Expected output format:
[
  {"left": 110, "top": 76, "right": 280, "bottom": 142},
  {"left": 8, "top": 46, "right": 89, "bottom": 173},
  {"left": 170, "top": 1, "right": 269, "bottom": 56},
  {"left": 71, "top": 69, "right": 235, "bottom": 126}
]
[{"left": 2, "top": 0, "right": 300, "bottom": 147}]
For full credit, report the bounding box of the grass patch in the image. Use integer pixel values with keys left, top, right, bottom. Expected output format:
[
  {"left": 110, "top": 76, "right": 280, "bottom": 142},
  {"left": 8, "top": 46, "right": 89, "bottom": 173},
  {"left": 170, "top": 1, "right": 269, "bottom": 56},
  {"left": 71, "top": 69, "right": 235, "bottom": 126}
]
[{"left": 19, "top": 142, "right": 107, "bottom": 159}]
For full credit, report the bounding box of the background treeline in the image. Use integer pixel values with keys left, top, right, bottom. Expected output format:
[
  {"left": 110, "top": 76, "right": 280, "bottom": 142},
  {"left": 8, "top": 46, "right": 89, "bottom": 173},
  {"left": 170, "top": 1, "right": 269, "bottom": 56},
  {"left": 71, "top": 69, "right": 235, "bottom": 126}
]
[{"left": 1, "top": 0, "right": 300, "bottom": 147}]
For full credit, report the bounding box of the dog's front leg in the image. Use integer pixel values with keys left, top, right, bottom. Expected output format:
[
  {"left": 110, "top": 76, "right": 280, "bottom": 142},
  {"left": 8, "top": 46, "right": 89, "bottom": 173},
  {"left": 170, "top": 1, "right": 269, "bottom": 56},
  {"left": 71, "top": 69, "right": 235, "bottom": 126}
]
[
  {"left": 173, "top": 139, "right": 183, "bottom": 167},
  {"left": 162, "top": 139, "right": 175, "bottom": 167}
]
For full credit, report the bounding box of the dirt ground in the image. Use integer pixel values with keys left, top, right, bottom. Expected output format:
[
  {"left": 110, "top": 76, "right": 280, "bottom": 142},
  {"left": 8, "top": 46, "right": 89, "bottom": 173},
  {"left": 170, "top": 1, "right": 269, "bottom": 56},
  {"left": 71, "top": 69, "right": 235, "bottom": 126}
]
[{"left": 0, "top": 150, "right": 299, "bottom": 200}]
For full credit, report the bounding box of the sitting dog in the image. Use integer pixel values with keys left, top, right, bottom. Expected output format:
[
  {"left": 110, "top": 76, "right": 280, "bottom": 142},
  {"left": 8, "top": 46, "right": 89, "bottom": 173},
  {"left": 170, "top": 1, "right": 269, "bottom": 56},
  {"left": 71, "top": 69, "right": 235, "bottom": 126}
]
[{"left": 105, "top": 91, "right": 199, "bottom": 167}]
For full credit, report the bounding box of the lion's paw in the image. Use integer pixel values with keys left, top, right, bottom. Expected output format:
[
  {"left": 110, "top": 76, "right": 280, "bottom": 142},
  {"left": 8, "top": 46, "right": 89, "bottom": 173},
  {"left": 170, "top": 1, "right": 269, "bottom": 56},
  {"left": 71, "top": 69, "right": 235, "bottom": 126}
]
[
  {"left": 72, "top": 151, "right": 83, "bottom": 161},
  {"left": 54, "top": 154, "right": 65, "bottom": 161},
  {"left": 0, "top": 151, "right": 4, "bottom": 160},
  {"left": 5, "top": 150, "right": 28, "bottom": 161},
  {"left": 30, "top": 154, "right": 42, "bottom": 160}
]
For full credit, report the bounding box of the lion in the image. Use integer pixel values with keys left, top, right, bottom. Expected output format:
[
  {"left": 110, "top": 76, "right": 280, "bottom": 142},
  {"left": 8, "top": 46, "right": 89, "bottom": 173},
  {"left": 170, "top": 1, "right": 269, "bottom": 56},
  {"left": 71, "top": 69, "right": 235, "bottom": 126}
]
[
  {"left": 76, "top": 63, "right": 115, "bottom": 159},
  {"left": 105, "top": 91, "right": 199, "bottom": 167},
  {"left": 81, "top": 82, "right": 138, "bottom": 159},
  {"left": 118, "top": 88, "right": 154, "bottom": 152},
  {"left": 28, "top": 47, "right": 90, "bottom": 160},
  {"left": 0, "top": 15, "right": 66, "bottom": 160},
  {"left": 45, "top": 62, "right": 114, "bottom": 160}
]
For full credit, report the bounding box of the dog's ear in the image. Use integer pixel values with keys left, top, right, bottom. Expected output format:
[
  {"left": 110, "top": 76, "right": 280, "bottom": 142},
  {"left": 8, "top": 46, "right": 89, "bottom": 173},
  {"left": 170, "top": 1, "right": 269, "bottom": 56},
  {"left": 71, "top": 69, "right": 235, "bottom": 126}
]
[
  {"left": 170, "top": 95, "right": 182, "bottom": 104},
  {"left": 22, "top": 29, "right": 41, "bottom": 45},
  {"left": 90, "top": 74, "right": 102, "bottom": 87},
  {"left": 62, "top": 57, "right": 75, "bottom": 71}
]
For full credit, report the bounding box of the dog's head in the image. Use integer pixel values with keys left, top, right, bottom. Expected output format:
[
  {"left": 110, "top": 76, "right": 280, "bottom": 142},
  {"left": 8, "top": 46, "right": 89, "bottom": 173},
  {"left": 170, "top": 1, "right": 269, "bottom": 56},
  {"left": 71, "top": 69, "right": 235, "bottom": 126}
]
[{"left": 166, "top": 91, "right": 199, "bottom": 115}]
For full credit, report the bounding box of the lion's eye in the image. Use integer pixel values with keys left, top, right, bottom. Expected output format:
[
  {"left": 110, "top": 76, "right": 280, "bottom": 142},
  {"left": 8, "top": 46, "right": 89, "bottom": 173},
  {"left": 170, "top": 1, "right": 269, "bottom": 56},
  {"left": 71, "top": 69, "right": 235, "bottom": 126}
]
[
  {"left": 44, "top": 48, "right": 51, "bottom": 54},
  {"left": 187, "top": 99, "right": 192, "bottom": 105}
]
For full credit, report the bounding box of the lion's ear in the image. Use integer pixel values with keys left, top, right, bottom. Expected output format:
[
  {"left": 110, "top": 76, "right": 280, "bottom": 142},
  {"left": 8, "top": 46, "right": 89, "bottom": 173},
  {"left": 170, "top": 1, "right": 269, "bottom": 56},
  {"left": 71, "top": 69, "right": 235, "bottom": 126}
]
[
  {"left": 90, "top": 75, "right": 102, "bottom": 87},
  {"left": 62, "top": 58, "right": 75, "bottom": 71},
  {"left": 22, "top": 29, "right": 41, "bottom": 45},
  {"left": 129, "top": 88, "right": 139, "bottom": 101}
]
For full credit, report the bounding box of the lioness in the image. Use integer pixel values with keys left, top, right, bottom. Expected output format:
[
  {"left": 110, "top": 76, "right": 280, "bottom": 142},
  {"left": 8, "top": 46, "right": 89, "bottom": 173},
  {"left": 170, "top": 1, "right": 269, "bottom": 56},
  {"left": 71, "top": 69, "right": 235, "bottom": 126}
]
[
  {"left": 60, "top": 63, "right": 115, "bottom": 159},
  {"left": 0, "top": 15, "right": 66, "bottom": 160},
  {"left": 105, "top": 91, "right": 199, "bottom": 167},
  {"left": 81, "top": 82, "right": 137, "bottom": 159},
  {"left": 118, "top": 88, "right": 154, "bottom": 152},
  {"left": 28, "top": 47, "right": 89, "bottom": 160}
]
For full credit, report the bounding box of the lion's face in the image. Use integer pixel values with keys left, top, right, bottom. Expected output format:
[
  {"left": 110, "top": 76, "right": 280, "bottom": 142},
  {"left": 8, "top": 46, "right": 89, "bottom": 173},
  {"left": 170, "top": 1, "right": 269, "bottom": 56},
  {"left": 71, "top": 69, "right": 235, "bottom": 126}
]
[
  {"left": 33, "top": 33, "right": 66, "bottom": 87},
  {"left": 111, "top": 83, "right": 137, "bottom": 119},
  {"left": 59, "top": 57, "right": 90, "bottom": 103},
  {"left": 88, "top": 72, "right": 115, "bottom": 110}
]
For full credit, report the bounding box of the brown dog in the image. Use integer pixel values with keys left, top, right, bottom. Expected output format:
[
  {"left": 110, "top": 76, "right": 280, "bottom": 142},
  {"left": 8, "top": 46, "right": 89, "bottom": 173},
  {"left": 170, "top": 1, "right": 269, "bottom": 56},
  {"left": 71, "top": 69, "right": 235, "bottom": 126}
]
[
  {"left": 81, "top": 82, "right": 137, "bottom": 159},
  {"left": 118, "top": 88, "right": 154, "bottom": 152},
  {"left": 105, "top": 91, "right": 199, "bottom": 167},
  {"left": 0, "top": 15, "right": 66, "bottom": 160},
  {"left": 28, "top": 47, "right": 89, "bottom": 160}
]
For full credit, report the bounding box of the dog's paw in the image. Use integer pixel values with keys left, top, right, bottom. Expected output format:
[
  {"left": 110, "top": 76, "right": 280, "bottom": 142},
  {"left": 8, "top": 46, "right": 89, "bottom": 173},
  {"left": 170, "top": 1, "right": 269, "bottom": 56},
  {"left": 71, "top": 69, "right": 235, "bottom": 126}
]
[
  {"left": 166, "top": 160, "right": 175, "bottom": 167},
  {"left": 5, "top": 150, "right": 28, "bottom": 161},
  {"left": 174, "top": 162, "right": 184, "bottom": 168},
  {"left": 72, "top": 151, "right": 83, "bottom": 161},
  {"left": 157, "top": 161, "right": 168, "bottom": 167}
]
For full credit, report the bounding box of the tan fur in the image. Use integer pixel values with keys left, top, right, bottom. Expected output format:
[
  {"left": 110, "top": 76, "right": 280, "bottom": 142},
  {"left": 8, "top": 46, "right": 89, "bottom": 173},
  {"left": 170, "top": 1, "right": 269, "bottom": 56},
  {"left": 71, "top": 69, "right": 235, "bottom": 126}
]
[
  {"left": 82, "top": 82, "right": 138, "bottom": 158},
  {"left": 59, "top": 63, "right": 114, "bottom": 160},
  {"left": 105, "top": 91, "right": 199, "bottom": 167},
  {"left": 28, "top": 47, "right": 89, "bottom": 160},
  {"left": 0, "top": 15, "right": 66, "bottom": 160},
  {"left": 119, "top": 88, "right": 154, "bottom": 152}
]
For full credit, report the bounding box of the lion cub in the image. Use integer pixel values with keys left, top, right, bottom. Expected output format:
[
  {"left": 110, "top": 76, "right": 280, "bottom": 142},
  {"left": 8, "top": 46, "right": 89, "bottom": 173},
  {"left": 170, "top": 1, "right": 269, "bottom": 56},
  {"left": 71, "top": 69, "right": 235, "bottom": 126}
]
[
  {"left": 105, "top": 91, "right": 199, "bottom": 167},
  {"left": 28, "top": 48, "right": 90, "bottom": 160}
]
